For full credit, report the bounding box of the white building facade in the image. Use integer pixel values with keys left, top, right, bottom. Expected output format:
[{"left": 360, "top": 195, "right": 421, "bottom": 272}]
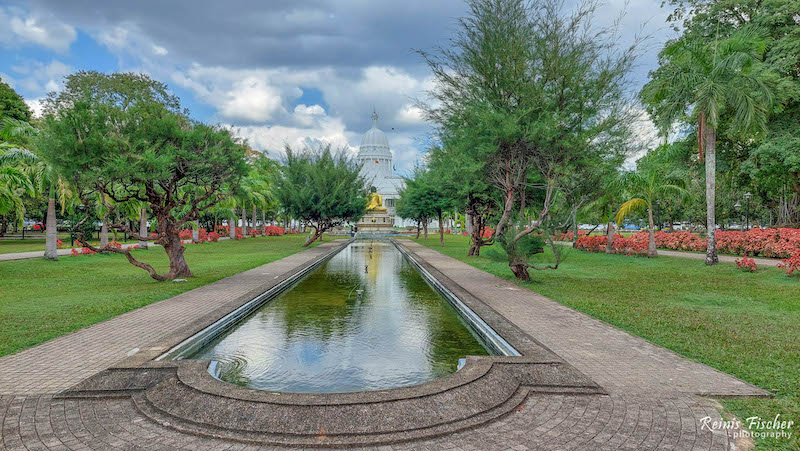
[{"left": 356, "top": 112, "right": 405, "bottom": 226}]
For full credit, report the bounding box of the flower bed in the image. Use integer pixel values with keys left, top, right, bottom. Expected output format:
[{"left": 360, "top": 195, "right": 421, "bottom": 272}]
[{"left": 574, "top": 228, "right": 800, "bottom": 259}]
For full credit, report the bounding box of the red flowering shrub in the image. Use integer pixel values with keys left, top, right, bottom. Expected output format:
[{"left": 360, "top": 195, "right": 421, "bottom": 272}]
[
  {"left": 179, "top": 229, "right": 193, "bottom": 240},
  {"left": 207, "top": 232, "right": 220, "bottom": 242},
  {"left": 56, "top": 238, "right": 64, "bottom": 247},
  {"left": 70, "top": 248, "right": 79, "bottom": 256},
  {"left": 574, "top": 235, "right": 606, "bottom": 252},
  {"left": 778, "top": 252, "right": 800, "bottom": 277},
  {"left": 461, "top": 231, "right": 469, "bottom": 236},
  {"left": 235, "top": 227, "right": 243, "bottom": 240},
  {"left": 735, "top": 256, "right": 757, "bottom": 272},
  {"left": 445, "top": 229, "right": 451, "bottom": 234},
  {"left": 575, "top": 233, "right": 647, "bottom": 256},
  {"left": 109, "top": 241, "right": 122, "bottom": 249},
  {"left": 263, "top": 225, "right": 285, "bottom": 236},
  {"left": 654, "top": 231, "right": 706, "bottom": 251},
  {"left": 553, "top": 230, "right": 587, "bottom": 241},
  {"left": 481, "top": 226, "right": 494, "bottom": 239},
  {"left": 149, "top": 232, "right": 158, "bottom": 238},
  {"left": 215, "top": 225, "right": 230, "bottom": 235},
  {"left": 70, "top": 247, "right": 96, "bottom": 256}
]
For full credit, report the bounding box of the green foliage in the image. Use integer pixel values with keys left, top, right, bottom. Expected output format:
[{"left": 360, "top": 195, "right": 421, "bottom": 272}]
[
  {"left": 0, "top": 78, "right": 31, "bottom": 123},
  {"left": 275, "top": 144, "right": 368, "bottom": 244},
  {"left": 35, "top": 71, "right": 249, "bottom": 279},
  {"left": 396, "top": 166, "right": 449, "bottom": 227}
]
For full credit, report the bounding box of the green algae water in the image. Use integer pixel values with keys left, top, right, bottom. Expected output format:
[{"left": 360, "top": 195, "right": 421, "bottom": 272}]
[{"left": 189, "top": 240, "right": 492, "bottom": 393}]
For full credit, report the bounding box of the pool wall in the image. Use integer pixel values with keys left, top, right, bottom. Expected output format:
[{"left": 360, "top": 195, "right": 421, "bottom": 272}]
[{"left": 159, "top": 238, "right": 518, "bottom": 365}]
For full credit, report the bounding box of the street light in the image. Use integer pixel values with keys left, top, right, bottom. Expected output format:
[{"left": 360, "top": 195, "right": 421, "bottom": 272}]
[{"left": 744, "top": 192, "right": 752, "bottom": 231}]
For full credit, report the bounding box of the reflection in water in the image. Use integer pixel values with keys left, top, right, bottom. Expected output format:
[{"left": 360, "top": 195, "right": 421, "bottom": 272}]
[{"left": 189, "top": 240, "right": 491, "bottom": 393}]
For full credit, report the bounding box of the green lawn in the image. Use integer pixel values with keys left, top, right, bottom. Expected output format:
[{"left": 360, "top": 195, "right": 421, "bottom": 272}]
[
  {"left": 0, "top": 234, "right": 315, "bottom": 357},
  {"left": 411, "top": 234, "right": 799, "bottom": 449},
  {"left": 0, "top": 237, "right": 142, "bottom": 254}
]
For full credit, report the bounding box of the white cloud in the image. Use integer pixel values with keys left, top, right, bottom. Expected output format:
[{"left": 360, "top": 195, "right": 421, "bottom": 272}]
[
  {"left": 218, "top": 76, "right": 285, "bottom": 122},
  {"left": 25, "top": 98, "right": 45, "bottom": 118},
  {"left": 3, "top": 59, "right": 71, "bottom": 99},
  {"left": 151, "top": 44, "right": 168, "bottom": 56},
  {"left": 0, "top": 7, "right": 76, "bottom": 52}
]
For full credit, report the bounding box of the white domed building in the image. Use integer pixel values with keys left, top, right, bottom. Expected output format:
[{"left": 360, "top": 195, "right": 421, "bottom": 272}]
[{"left": 356, "top": 111, "right": 406, "bottom": 226}]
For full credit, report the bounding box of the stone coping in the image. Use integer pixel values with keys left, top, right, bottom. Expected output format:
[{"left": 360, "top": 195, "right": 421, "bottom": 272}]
[{"left": 57, "top": 237, "right": 606, "bottom": 447}]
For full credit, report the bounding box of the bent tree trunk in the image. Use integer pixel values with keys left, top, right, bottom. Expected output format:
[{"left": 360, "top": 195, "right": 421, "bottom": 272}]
[
  {"left": 647, "top": 207, "right": 657, "bottom": 257},
  {"left": 162, "top": 233, "right": 191, "bottom": 278},
  {"left": 304, "top": 225, "right": 324, "bottom": 247},
  {"left": 509, "top": 255, "right": 531, "bottom": 281},
  {"left": 704, "top": 119, "right": 718, "bottom": 265},
  {"left": 605, "top": 221, "right": 614, "bottom": 254},
  {"left": 423, "top": 220, "right": 428, "bottom": 240},
  {"left": 415, "top": 223, "right": 421, "bottom": 239},
  {"left": 44, "top": 196, "right": 58, "bottom": 260}
]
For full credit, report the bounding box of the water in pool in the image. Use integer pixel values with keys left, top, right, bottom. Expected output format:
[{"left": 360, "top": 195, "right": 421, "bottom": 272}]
[{"left": 187, "top": 240, "right": 492, "bottom": 393}]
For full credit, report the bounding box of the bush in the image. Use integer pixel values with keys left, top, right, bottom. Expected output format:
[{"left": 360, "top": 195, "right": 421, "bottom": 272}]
[
  {"left": 735, "top": 256, "right": 757, "bottom": 272},
  {"left": 207, "top": 232, "right": 220, "bottom": 242},
  {"left": 574, "top": 228, "right": 800, "bottom": 258},
  {"left": 574, "top": 233, "right": 648, "bottom": 256},
  {"left": 778, "top": 252, "right": 800, "bottom": 277}
]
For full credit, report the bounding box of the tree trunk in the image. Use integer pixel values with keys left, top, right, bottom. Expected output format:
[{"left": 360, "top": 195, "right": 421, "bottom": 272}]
[
  {"left": 44, "top": 195, "right": 58, "bottom": 260},
  {"left": 439, "top": 210, "right": 444, "bottom": 247},
  {"left": 139, "top": 208, "right": 148, "bottom": 249},
  {"left": 605, "top": 221, "right": 614, "bottom": 254},
  {"left": 162, "top": 233, "right": 192, "bottom": 278},
  {"left": 192, "top": 228, "right": 199, "bottom": 243},
  {"left": 704, "top": 120, "right": 718, "bottom": 265},
  {"left": 304, "top": 226, "right": 324, "bottom": 247},
  {"left": 230, "top": 215, "right": 237, "bottom": 240},
  {"left": 572, "top": 208, "right": 578, "bottom": 242},
  {"left": 509, "top": 257, "right": 531, "bottom": 281},
  {"left": 241, "top": 206, "right": 248, "bottom": 238},
  {"left": 415, "top": 223, "right": 421, "bottom": 239},
  {"left": 251, "top": 207, "right": 257, "bottom": 235},
  {"left": 261, "top": 210, "right": 266, "bottom": 234},
  {"left": 423, "top": 220, "right": 428, "bottom": 240},
  {"left": 0, "top": 215, "right": 7, "bottom": 237},
  {"left": 647, "top": 206, "right": 658, "bottom": 257},
  {"left": 100, "top": 217, "right": 109, "bottom": 248}
]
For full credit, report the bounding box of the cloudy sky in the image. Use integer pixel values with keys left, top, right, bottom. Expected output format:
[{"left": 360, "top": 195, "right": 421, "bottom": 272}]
[{"left": 0, "top": 0, "right": 678, "bottom": 174}]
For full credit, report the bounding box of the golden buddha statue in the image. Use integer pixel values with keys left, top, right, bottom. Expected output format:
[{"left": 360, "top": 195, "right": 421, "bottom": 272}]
[{"left": 366, "top": 191, "right": 387, "bottom": 212}]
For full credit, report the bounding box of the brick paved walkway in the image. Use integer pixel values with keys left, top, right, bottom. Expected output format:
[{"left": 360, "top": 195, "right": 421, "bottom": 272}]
[{"left": 0, "top": 240, "right": 768, "bottom": 449}]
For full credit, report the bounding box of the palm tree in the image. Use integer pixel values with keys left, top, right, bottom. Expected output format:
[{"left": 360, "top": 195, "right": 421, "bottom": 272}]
[
  {"left": 1, "top": 117, "right": 74, "bottom": 259},
  {"left": 641, "top": 28, "right": 774, "bottom": 265},
  {"left": 615, "top": 169, "right": 687, "bottom": 257}
]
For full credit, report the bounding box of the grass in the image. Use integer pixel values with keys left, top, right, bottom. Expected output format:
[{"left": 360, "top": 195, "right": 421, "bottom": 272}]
[
  {"left": 0, "top": 234, "right": 316, "bottom": 357},
  {"left": 0, "top": 235, "right": 140, "bottom": 254},
  {"left": 411, "top": 234, "right": 799, "bottom": 449}
]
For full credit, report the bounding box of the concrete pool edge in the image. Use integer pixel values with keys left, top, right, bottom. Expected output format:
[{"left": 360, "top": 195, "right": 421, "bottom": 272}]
[{"left": 55, "top": 237, "right": 607, "bottom": 447}]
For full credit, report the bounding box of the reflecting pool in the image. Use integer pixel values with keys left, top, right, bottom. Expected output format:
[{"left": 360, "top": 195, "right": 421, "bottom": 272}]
[{"left": 187, "top": 240, "right": 492, "bottom": 393}]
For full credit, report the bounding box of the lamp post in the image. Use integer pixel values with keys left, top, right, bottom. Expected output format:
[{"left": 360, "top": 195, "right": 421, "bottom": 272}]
[{"left": 744, "top": 192, "right": 752, "bottom": 231}]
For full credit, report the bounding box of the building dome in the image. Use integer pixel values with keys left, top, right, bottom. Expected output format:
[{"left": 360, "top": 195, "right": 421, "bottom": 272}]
[{"left": 358, "top": 112, "right": 391, "bottom": 158}]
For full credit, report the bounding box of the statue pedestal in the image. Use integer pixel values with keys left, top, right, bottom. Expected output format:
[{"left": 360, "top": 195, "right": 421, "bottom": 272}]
[{"left": 356, "top": 210, "right": 394, "bottom": 233}]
